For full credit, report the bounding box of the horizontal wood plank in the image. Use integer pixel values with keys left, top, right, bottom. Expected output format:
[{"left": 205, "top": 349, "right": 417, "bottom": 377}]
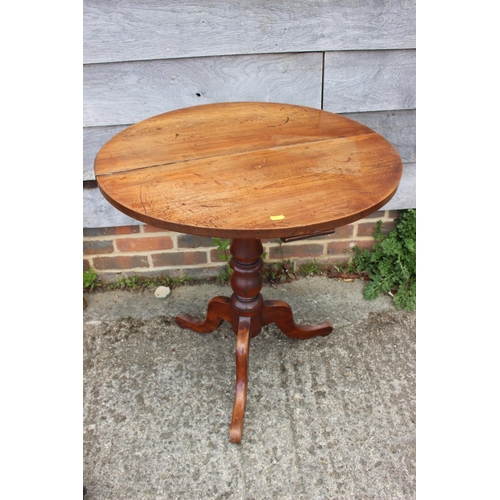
[
  {"left": 84, "top": 0, "right": 416, "bottom": 64},
  {"left": 341, "top": 110, "right": 415, "bottom": 163},
  {"left": 84, "top": 52, "right": 323, "bottom": 127},
  {"left": 323, "top": 50, "right": 416, "bottom": 113},
  {"left": 84, "top": 125, "right": 128, "bottom": 180},
  {"left": 84, "top": 186, "right": 140, "bottom": 228},
  {"left": 382, "top": 162, "right": 415, "bottom": 210}
]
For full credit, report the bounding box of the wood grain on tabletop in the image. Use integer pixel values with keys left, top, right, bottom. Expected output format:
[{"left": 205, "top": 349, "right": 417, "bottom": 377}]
[{"left": 95, "top": 102, "right": 403, "bottom": 239}]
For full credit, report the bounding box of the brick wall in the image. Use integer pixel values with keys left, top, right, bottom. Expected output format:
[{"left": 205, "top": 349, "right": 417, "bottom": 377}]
[{"left": 83, "top": 210, "right": 399, "bottom": 282}]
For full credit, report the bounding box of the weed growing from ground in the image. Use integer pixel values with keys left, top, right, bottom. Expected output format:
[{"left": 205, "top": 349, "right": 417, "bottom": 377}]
[
  {"left": 83, "top": 273, "right": 195, "bottom": 292},
  {"left": 350, "top": 209, "right": 416, "bottom": 311},
  {"left": 83, "top": 268, "right": 100, "bottom": 291}
]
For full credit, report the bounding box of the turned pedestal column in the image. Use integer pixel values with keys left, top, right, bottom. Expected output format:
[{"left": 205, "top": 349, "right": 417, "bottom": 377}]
[{"left": 175, "top": 238, "right": 333, "bottom": 442}]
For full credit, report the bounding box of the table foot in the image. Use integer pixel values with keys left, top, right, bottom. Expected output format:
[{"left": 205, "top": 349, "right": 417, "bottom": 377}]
[
  {"left": 262, "top": 300, "right": 333, "bottom": 339},
  {"left": 174, "top": 238, "right": 332, "bottom": 442},
  {"left": 175, "top": 296, "right": 231, "bottom": 333},
  {"left": 229, "top": 316, "right": 251, "bottom": 443}
]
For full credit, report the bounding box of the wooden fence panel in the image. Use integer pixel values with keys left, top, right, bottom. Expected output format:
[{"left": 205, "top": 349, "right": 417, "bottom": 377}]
[
  {"left": 324, "top": 50, "right": 416, "bottom": 113},
  {"left": 83, "top": 0, "right": 417, "bottom": 226},
  {"left": 383, "top": 163, "right": 415, "bottom": 210},
  {"left": 84, "top": 125, "right": 128, "bottom": 180},
  {"left": 342, "top": 110, "right": 416, "bottom": 164},
  {"left": 84, "top": 0, "right": 416, "bottom": 64},
  {"left": 84, "top": 187, "right": 140, "bottom": 228},
  {"left": 84, "top": 52, "right": 323, "bottom": 127}
]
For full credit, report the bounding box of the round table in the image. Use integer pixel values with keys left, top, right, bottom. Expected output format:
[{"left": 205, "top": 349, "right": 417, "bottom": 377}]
[{"left": 95, "top": 102, "right": 403, "bottom": 442}]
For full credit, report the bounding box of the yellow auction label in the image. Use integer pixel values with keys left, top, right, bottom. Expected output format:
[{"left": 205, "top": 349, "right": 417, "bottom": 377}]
[{"left": 270, "top": 215, "right": 285, "bottom": 221}]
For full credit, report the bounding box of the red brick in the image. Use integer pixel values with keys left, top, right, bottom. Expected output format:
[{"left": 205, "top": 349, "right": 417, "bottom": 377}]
[
  {"left": 356, "top": 240, "right": 376, "bottom": 251},
  {"left": 327, "top": 240, "right": 374, "bottom": 255},
  {"left": 92, "top": 255, "right": 149, "bottom": 271},
  {"left": 268, "top": 243, "right": 324, "bottom": 260},
  {"left": 356, "top": 222, "right": 379, "bottom": 237},
  {"left": 326, "top": 241, "right": 352, "bottom": 255},
  {"left": 357, "top": 220, "right": 396, "bottom": 237},
  {"left": 332, "top": 224, "right": 354, "bottom": 238},
  {"left": 297, "top": 226, "right": 354, "bottom": 240},
  {"left": 380, "top": 220, "right": 396, "bottom": 235},
  {"left": 83, "top": 226, "right": 140, "bottom": 237},
  {"left": 83, "top": 259, "right": 91, "bottom": 271},
  {"left": 83, "top": 240, "right": 114, "bottom": 255},
  {"left": 176, "top": 265, "right": 228, "bottom": 279},
  {"left": 210, "top": 248, "right": 232, "bottom": 263},
  {"left": 178, "top": 234, "right": 216, "bottom": 248},
  {"left": 387, "top": 210, "right": 402, "bottom": 219},
  {"left": 151, "top": 251, "right": 207, "bottom": 267},
  {"left": 360, "top": 210, "right": 385, "bottom": 220},
  {"left": 143, "top": 224, "right": 169, "bottom": 233},
  {"left": 116, "top": 236, "right": 173, "bottom": 252}
]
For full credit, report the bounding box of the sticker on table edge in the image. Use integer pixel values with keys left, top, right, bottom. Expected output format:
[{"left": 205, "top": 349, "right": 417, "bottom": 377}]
[{"left": 270, "top": 215, "right": 285, "bottom": 221}]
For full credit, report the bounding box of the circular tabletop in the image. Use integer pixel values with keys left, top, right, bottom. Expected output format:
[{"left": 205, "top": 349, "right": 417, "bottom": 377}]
[{"left": 95, "top": 102, "right": 402, "bottom": 239}]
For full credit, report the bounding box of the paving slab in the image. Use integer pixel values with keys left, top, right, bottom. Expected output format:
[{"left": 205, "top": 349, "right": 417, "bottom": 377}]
[{"left": 83, "top": 276, "right": 416, "bottom": 499}]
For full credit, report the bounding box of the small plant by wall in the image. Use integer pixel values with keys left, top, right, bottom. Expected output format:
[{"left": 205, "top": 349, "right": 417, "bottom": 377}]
[
  {"left": 83, "top": 268, "right": 99, "bottom": 291},
  {"left": 350, "top": 209, "right": 416, "bottom": 311}
]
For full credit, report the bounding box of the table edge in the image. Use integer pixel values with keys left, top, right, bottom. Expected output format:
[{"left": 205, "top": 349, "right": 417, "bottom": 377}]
[{"left": 97, "top": 182, "right": 400, "bottom": 239}]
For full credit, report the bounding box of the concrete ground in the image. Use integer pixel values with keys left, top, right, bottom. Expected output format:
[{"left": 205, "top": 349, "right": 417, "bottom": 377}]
[{"left": 83, "top": 276, "right": 416, "bottom": 500}]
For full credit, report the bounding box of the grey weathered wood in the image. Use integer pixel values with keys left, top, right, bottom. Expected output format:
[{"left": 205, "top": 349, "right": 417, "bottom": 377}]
[
  {"left": 84, "top": 0, "right": 416, "bottom": 64},
  {"left": 381, "top": 163, "right": 415, "bottom": 210},
  {"left": 84, "top": 187, "right": 141, "bottom": 228},
  {"left": 84, "top": 52, "right": 323, "bottom": 127},
  {"left": 83, "top": 163, "right": 415, "bottom": 228},
  {"left": 323, "top": 50, "right": 416, "bottom": 113},
  {"left": 84, "top": 125, "right": 128, "bottom": 180},
  {"left": 82, "top": 0, "right": 417, "bottom": 224},
  {"left": 341, "top": 110, "right": 416, "bottom": 164}
]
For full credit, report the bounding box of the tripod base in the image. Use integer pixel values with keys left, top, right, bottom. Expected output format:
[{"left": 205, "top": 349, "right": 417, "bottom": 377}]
[{"left": 175, "top": 239, "right": 333, "bottom": 443}]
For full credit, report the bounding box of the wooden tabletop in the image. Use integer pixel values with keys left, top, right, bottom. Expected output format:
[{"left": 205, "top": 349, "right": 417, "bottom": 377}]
[{"left": 95, "top": 102, "right": 402, "bottom": 239}]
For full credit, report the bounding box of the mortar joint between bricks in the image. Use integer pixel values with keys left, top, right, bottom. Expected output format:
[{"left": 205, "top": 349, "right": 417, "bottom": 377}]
[{"left": 83, "top": 234, "right": 115, "bottom": 242}]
